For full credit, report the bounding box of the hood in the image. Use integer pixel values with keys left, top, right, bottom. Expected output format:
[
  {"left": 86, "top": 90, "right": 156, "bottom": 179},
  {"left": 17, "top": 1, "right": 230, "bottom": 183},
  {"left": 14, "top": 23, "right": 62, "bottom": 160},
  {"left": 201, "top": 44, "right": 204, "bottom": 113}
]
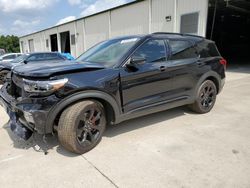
[{"left": 13, "top": 61, "right": 105, "bottom": 77}]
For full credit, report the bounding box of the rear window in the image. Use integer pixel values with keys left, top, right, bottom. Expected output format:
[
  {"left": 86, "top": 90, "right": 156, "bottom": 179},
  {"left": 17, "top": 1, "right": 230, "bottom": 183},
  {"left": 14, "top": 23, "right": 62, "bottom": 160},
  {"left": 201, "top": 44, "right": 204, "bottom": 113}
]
[
  {"left": 195, "top": 41, "right": 221, "bottom": 58},
  {"left": 168, "top": 40, "right": 197, "bottom": 60}
]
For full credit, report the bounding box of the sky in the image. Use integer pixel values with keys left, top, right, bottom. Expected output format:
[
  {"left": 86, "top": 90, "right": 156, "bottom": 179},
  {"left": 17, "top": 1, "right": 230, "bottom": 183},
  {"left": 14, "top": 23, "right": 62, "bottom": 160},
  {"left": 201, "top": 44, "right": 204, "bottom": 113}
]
[{"left": 0, "top": 0, "right": 134, "bottom": 37}]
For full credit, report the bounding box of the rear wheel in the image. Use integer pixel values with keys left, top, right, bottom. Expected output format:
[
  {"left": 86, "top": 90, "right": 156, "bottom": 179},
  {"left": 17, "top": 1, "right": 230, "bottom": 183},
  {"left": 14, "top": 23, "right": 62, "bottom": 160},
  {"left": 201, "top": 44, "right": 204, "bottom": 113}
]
[
  {"left": 0, "top": 70, "right": 9, "bottom": 84},
  {"left": 189, "top": 80, "right": 217, "bottom": 114},
  {"left": 58, "top": 100, "right": 106, "bottom": 154}
]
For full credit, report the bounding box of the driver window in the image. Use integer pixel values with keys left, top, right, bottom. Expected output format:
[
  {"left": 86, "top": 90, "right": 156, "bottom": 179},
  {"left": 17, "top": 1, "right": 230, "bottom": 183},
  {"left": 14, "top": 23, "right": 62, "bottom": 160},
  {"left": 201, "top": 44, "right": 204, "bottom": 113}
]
[{"left": 132, "top": 40, "right": 166, "bottom": 63}]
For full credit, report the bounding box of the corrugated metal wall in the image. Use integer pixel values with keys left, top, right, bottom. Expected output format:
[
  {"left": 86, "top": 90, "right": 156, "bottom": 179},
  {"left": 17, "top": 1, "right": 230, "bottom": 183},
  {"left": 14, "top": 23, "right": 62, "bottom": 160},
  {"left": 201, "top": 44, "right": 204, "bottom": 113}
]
[
  {"left": 151, "top": 0, "right": 175, "bottom": 33},
  {"left": 84, "top": 12, "right": 110, "bottom": 50},
  {"left": 111, "top": 1, "right": 149, "bottom": 37},
  {"left": 75, "top": 20, "right": 84, "bottom": 57},
  {"left": 19, "top": 0, "right": 208, "bottom": 57}
]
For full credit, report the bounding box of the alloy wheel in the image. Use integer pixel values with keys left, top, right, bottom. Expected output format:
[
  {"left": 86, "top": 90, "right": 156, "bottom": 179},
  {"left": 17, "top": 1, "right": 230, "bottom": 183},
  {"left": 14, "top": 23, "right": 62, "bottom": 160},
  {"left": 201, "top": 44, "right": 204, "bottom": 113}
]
[{"left": 76, "top": 108, "right": 104, "bottom": 147}]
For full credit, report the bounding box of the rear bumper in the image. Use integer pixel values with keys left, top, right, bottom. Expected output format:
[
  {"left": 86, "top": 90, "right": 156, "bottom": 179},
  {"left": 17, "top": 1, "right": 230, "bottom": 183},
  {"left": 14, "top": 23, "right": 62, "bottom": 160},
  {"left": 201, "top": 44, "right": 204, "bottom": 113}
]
[
  {"left": 218, "top": 77, "right": 225, "bottom": 94},
  {"left": 0, "top": 84, "right": 59, "bottom": 136}
]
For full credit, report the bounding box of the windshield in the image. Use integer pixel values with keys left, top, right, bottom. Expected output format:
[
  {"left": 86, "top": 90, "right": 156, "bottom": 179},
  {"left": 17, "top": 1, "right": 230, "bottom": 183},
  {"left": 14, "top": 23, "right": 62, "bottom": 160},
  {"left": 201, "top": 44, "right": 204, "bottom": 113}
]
[
  {"left": 77, "top": 37, "right": 140, "bottom": 67},
  {"left": 11, "top": 54, "right": 28, "bottom": 63}
]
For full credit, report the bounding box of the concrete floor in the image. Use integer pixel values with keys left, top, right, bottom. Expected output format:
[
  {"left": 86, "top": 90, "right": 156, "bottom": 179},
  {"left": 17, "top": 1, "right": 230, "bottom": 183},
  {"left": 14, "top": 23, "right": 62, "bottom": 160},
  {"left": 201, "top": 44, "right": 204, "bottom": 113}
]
[{"left": 0, "top": 66, "right": 250, "bottom": 188}]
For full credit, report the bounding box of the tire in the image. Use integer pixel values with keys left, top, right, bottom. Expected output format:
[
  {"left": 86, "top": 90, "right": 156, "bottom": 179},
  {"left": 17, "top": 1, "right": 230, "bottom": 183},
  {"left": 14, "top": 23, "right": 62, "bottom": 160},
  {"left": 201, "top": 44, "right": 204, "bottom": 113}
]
[
  {"left": 189, "top": 80, "right": 217, "bottom": 114},
  {"left": 58, "top": 100, "right": 106, "bottom": 154},
  {"left": 0, "top": 70, "right": 9, "bottom": 85}
]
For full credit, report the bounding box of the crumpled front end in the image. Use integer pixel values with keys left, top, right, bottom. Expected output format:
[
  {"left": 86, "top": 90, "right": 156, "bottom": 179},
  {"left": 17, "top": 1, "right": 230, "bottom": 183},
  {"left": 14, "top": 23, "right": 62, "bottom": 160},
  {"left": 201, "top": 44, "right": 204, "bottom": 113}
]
[
  {"left": 0, "top": 85, "right": 33, "bottom": 140},
  {"left": 0, "top": 75, "right": 60, "bottom": 139}
]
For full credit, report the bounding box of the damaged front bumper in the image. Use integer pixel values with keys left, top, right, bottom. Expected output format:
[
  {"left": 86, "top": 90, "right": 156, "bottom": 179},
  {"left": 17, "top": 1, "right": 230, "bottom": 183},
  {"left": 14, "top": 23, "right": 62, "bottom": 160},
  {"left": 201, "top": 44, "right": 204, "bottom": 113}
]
[
  {"left": 0, "top": 83, "right": 59, "bottom": 140},
  {"left": 0, "top": 89, "right": 33, "bottom": 140}
]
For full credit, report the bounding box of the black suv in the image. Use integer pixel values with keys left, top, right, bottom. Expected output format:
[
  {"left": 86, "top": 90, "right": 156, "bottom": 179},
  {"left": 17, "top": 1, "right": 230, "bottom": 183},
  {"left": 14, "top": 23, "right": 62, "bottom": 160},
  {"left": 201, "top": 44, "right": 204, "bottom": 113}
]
[{"left": 0, "top": 33, "right": 226, "bottom": 154}]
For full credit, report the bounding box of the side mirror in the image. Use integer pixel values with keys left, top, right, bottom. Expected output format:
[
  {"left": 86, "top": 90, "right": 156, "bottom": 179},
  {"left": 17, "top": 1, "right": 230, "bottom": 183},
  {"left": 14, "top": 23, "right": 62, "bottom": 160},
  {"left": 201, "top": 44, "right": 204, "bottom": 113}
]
[
  {"left": 126, "top": 56, "right": 146, "bottom": 70},
  {"left": 23, "top": 60, "right": 28, "bottom": 64},
  {"left": 130, "top": 56, "right": 146, "bottom": 65}
]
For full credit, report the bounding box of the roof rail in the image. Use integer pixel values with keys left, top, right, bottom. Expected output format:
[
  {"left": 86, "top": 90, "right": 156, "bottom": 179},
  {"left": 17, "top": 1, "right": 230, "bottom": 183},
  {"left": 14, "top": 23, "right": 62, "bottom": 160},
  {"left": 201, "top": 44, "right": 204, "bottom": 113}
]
[
  {"left": 152, "top": 32, "right": 181, "bottom": 35},
  {"left": 152, "top": 32, "right": 204, "bottom": 38}
]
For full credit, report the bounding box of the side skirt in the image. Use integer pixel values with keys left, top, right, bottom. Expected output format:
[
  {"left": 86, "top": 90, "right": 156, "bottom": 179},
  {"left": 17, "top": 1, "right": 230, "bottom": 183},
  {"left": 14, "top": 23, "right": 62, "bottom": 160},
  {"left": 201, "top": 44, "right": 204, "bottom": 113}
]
[{"left": 115, "top": 96, "right": 193, "bottom": 124}]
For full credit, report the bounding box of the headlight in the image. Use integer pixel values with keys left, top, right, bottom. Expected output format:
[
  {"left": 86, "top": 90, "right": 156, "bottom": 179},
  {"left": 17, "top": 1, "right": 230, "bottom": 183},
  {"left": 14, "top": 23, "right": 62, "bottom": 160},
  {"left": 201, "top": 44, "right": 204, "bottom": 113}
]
[{"left": 23, "top": 78, "right": 68, "bottom": 93}]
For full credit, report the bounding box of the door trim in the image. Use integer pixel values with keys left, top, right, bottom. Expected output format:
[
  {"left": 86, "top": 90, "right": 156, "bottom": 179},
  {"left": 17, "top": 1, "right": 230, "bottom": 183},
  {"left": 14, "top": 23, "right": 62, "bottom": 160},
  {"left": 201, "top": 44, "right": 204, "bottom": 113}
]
[{"left": 126, "top": 95, "right": 189, "bottom": 114}]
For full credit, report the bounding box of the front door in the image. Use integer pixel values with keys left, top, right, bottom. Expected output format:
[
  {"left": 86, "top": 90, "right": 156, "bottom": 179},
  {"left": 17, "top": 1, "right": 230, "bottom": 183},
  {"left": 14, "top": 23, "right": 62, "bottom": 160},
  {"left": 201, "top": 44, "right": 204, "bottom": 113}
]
[{"left": 120, "top": 39, "right": 173, "bottom": 113}]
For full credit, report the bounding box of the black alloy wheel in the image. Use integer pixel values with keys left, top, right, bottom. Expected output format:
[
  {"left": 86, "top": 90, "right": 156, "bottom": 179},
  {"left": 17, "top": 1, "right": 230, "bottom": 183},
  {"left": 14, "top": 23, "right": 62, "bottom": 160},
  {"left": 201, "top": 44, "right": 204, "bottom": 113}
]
[
  {"left": 76, "top": 108, "right": 103, "bottom": 147},
  {"left": 199, "top": 82, "right": 216, "bottom": 110},
  {"left": 189, "top": 80, "right": 217, "bottom": 114},
  {"left": 58, "top": 100, "right": 106, "bottom": 154}
]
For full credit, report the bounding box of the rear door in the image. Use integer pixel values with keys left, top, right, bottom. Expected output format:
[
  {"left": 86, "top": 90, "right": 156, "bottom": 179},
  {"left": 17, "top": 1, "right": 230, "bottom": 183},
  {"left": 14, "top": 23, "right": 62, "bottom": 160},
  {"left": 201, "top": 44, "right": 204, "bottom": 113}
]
[
  {"left": 166, "top": 39, "right": 200, "bottom": 99},
  {"left": 120, "top": 39, "right": 173, "bottom": 113}
]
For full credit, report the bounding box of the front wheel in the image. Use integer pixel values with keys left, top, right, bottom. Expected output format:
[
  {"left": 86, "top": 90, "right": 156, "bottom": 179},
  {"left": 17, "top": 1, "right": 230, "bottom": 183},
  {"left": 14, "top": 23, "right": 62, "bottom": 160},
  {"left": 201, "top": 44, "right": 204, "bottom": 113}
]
[
  {"left": 58, "top": 100, "right": 106, "bottom": 154},
  {"left": 189, "top": 80, "right": 217, "bottom": 114}
]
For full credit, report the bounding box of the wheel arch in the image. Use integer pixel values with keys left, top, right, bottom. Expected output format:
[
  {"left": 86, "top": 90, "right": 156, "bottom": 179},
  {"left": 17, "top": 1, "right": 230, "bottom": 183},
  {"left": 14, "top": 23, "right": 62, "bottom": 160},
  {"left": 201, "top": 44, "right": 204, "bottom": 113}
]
[
  {"left": 45, "top": 90, "right": 121, "bottom": 134},
  {"left": 194, "top": 71, "right": 222, "bottom": 98},
  {"left": 0, "top": 69, "right": 10, "bottom": 74},
  {"left": 206, "top": 76, "right": 219, "bottom": 94}
]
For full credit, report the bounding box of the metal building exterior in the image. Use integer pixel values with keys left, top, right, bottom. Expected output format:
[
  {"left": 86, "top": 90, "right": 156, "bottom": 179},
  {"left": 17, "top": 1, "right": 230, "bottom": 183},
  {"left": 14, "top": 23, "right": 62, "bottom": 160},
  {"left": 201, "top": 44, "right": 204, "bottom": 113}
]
[{"left": 19, "top": 0, "right": 209, "bottom": 58}]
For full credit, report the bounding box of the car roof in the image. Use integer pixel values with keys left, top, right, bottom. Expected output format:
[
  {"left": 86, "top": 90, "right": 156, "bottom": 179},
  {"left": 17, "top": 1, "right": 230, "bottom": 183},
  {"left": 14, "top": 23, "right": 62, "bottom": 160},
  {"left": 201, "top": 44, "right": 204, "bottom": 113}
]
[
  {"left": 110, "top": 33, "right": 205, "bottom": 43},
  {"left": 109, "top": 35, "right": 146, "bottom": 41},
  {"left": 149, "top": 32, "right": 205, "bottom": 42},
  {"left": 26, "top": 52, "right": 60, "bottom": 55}
]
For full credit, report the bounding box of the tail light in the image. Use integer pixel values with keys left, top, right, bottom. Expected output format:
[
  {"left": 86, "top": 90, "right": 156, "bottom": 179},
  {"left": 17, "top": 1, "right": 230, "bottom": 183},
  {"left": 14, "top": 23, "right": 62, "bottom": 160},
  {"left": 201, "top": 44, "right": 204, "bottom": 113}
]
[{"left": 220, "top": 58, "right": 227, "bottom": 69}]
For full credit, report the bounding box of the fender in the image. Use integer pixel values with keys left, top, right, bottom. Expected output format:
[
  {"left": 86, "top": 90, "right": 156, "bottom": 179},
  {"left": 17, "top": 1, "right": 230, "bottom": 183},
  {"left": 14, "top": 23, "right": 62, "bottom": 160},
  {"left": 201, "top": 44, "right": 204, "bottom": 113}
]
[
  {"left": 45, "top": 90, "right": 121, "bottom": 133},
  {"left": 193, "top": 70, "right": 222, "bottom": 99}
]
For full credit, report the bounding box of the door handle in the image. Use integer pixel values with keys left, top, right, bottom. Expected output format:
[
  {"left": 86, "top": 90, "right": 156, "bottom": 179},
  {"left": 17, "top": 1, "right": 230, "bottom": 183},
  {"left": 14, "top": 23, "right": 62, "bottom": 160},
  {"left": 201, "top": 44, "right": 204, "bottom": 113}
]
[{"left": 159, "top": 66, "right": 166, "bottom": 72}]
